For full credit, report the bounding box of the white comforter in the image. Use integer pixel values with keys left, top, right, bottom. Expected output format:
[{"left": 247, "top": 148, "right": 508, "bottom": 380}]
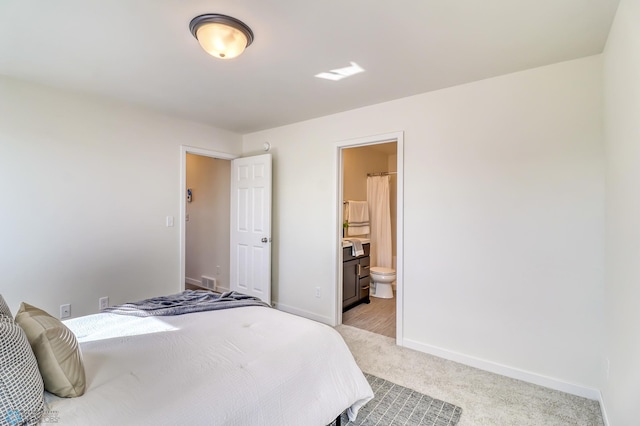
[{"left": 44, "top": 306, "right": 373, "bottom": 425}]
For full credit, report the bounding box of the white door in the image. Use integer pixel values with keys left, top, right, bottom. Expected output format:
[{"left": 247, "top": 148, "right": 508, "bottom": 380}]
[{"left": 230, "top": 154, "right": 272, "bottom": 304}]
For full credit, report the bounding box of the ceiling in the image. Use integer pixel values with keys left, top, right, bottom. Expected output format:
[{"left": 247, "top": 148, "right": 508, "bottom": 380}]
[{"left": 0, "top": 0, "right": 619, "bottom": 134}]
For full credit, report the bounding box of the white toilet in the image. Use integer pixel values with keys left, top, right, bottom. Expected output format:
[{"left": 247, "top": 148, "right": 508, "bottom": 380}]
[{"left": 370, "top": 267, "right": 396, "bottom": 299}]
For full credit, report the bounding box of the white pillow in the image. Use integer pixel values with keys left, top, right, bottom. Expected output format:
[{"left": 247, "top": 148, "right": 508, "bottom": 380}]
[
  {"left": 0, "top": 294, "right": 12, "bottom": 320},
  {"left": 0, "top": 317, "right": 45, "bottom": 425}
]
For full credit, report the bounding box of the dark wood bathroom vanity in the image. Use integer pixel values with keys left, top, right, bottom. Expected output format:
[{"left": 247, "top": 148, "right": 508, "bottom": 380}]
[{"left": 342, "top": 243, "right": 370, "bottom": 312}]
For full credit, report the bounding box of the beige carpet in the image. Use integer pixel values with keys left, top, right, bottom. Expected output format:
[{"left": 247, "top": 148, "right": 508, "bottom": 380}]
[{"left": 336, "top": 325, "right": 604, "bottom": 426}]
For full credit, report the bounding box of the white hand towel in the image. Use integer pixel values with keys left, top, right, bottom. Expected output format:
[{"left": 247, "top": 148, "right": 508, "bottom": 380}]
[
  {"left": 346, "top": 201, "right": 370, "bottom": 236},
  {"left": 350, "top": 239, "right": 365, "bottom": 257}
]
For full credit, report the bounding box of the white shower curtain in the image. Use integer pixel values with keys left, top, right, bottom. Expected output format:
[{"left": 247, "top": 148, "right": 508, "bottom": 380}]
[{"left": 367, "top": 175, "right": 392, "bottom": 268}]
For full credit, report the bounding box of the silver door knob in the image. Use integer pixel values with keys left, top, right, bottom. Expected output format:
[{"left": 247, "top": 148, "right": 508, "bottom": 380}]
[{"left": 261, "top": 237, "right": 268, "bottom": 243}]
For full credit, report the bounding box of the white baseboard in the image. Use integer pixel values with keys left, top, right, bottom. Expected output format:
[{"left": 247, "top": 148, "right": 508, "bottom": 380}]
[
  {"left": 272, "top": 302, "right": 333, "bottom": 325},
  {"left": 185, "top": 277, "right": 201, "bottom": 286},
  {"left": 186, "top": 277, "right": 229, "bottom": 292},
  {"left": 403, "top": 338, "right": 601, "bottom": 400}
]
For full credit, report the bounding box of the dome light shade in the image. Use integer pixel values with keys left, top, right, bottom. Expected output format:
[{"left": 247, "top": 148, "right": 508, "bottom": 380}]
[{"left": 189, "top": 14, "right": 254, "bottom": 59}]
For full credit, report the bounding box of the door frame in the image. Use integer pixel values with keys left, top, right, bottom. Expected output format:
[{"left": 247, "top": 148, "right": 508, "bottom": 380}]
[
  {"left": 179, "top": 145, "right": 238, "bottom": 291},
  {"left": 334, "top": 131, "right": 405, "bottom": 346}
]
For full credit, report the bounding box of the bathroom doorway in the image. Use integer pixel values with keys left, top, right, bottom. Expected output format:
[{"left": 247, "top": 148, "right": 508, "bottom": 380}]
[{"left": 336, "top": 132, "right": 403, "bottom": 343}]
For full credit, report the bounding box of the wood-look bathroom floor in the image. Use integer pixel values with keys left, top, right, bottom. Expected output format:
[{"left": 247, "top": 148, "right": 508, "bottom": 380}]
[{"left": 342, "top": 292, "right": 396, "bottom": 338}]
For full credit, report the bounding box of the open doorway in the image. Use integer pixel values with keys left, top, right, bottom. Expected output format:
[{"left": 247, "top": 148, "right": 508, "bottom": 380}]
[
  {"left": 184, "top": 153, "right": 231, "bottom": 292},
  {"left": 179, "top": 147, "right": 273, "bottom": 305},
  {"left": 342, "top": 143, "right": 398, "bottom": 338},
  {"left": 335, "top": 132, "right": 404, "bottom": 345},
  {"left": 179, "top": 146, "right": 237, "bottom": 292}
]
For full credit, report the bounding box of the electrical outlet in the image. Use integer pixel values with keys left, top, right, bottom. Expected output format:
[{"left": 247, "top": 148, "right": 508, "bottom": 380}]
[
  {"left": 315, "top": 287, "right": 321, "bottom": 298},
  {"left": 60, "top": 304, "right": 71, "bottom": 319},
  {"left": 99, "top": 297, "right": 109, "bottom": 311},
  {"left": 216, "top": 265, "right": 221, "bottom": 275}
]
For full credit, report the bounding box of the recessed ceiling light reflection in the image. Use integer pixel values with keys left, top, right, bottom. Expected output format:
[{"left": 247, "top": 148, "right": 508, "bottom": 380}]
[{"left": 315, "top": 62, "right": 365, "bottom": 81}]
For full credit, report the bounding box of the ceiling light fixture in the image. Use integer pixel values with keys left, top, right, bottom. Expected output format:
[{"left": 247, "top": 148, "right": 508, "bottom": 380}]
[
  {"left": 189, "top": 14, "right": 254, "bottom": 60},
  {"left": 315, "top": 62, "right": 365, "bottom": 81}
]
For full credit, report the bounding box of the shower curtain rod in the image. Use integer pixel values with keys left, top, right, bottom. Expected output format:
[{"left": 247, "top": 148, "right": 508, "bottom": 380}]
[{"left": 367, "top": 171, "right": 397, "bottom": 177}]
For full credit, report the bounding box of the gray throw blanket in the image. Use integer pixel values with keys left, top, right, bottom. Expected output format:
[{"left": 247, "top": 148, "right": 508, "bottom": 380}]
[{"left": 103, "top": 290, "right": 270, "bottom": 317}]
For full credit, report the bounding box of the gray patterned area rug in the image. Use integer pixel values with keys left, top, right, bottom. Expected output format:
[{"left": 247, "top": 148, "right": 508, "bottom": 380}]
[{"left": 333, "top": 373, "right": 462, "bottom": 426}]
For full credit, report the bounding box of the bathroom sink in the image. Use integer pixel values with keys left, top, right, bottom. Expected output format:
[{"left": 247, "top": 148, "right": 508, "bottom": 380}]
[{"left": 342, "top": 237, "right": 370, "bottom": 247}]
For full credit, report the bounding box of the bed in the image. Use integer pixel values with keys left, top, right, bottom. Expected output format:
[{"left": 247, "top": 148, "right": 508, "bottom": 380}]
[{"left": 41, "top": 297, "right": 373, "bottom": 425}]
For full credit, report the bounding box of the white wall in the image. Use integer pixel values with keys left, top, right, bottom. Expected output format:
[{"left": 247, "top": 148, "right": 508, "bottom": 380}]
[
  {"left": 602, "top": 0, "right": 640, "bottom": 423},
  {"left": 243, "top": 56, "right": 604, "bottom": 394},
  {"left": 185, "top": 154, "right": 231, "bottom": 290},
  {"left": 0, "top": 75, "right": 241, "bottom": 318}
]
